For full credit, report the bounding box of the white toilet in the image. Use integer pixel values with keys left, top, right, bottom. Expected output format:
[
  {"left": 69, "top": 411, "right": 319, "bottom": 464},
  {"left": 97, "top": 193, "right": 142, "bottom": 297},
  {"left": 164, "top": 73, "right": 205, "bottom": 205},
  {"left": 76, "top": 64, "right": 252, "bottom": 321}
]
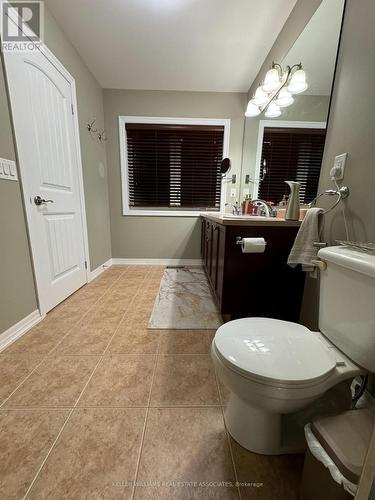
[{"left": 212, "top": 246, "right": 375, "bottom": 455}]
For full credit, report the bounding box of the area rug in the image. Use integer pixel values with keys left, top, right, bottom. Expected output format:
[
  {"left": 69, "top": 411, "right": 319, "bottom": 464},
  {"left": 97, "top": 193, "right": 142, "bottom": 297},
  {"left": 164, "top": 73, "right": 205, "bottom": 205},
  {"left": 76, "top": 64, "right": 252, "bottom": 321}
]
[{"left": 148, "top": 267, "right": 223, "bottom": 329}]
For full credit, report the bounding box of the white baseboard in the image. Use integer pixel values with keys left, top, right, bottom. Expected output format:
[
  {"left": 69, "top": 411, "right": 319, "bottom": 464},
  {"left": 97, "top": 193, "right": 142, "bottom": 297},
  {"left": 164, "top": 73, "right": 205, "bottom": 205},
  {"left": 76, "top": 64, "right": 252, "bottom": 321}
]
[
  {"left": 0, "top": 310, "right": 43, "bottom": 352},
  {"left": 112, "top": 258, "right": 203, "bottom": 266},
  {"left": 88, "top": 259, "right": 113, "bottom": 282}
]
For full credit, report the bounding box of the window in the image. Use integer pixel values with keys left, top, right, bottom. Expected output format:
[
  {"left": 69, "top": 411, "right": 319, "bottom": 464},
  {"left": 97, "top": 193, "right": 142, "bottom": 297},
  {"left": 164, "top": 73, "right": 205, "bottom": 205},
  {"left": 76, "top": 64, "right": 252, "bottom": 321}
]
[
  {"left": 119, "top": 117, "right": 230, "bottom": 216},
  {"left": 255, "top": 121, "right": 326, "bottom": 205}
]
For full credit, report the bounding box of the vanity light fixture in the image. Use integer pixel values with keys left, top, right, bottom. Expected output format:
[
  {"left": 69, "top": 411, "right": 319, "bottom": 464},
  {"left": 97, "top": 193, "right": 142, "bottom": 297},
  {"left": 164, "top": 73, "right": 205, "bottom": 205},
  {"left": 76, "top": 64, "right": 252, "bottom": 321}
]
[
  {"left": 245, "top": 101, "right": 261, "bottom": 117},
  {"left": 287, "top": 68, "right": 308, "bottom": 94},
  {"left": 252, "top": 87, "right": 269, "bottom": 106},
  {"left": 265, "top": 102, "right": 282, "bottom": 118},
  {"left": 262, "top": 67, "right": 281, "bottom": 93},
  {"left": 275, "top": 88, "right": 294, "bottom": 108},
  {"left": 245, "top": 62, "right": 308, "bottom": 118}
]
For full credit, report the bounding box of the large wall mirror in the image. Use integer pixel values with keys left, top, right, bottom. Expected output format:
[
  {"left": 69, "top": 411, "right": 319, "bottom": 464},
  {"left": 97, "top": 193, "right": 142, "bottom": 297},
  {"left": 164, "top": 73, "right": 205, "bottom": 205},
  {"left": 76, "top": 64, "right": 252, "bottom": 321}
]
[{"left": 240, "top": 0, "right": 345, "bottom": 207}]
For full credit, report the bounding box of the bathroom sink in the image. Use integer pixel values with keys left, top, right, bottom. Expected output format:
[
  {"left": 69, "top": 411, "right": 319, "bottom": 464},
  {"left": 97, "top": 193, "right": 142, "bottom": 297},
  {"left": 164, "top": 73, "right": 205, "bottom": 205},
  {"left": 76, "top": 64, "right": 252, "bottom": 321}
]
[{"left": 222, "top": 214, "right": 271, "bottom": 221}]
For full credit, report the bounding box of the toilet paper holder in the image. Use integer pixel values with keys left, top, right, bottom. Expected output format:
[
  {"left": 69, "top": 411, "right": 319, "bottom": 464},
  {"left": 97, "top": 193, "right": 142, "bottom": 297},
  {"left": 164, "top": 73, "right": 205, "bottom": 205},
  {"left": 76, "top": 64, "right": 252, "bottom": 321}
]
[{"left": 236, "top": 236, "right": 267, "bottom": 246}]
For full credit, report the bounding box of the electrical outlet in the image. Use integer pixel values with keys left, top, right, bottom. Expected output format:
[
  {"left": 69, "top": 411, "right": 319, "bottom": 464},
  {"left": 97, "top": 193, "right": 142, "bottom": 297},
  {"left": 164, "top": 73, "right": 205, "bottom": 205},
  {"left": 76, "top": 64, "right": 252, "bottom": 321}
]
[
  {"left": 230, "top": 188, "right": 237, "bottom": 198},
  {"left": 243, "top": 188, "right": 250, "bottom": 197},
  {"left": 330, "top": 153, "right": 347, "bottom": 180}
]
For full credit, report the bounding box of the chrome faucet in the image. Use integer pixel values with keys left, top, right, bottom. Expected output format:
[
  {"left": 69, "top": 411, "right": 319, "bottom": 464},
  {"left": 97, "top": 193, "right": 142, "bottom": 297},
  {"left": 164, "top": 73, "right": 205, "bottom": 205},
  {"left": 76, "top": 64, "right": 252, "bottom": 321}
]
[
  {"left": 252, "top": 199, "right": 276, "bottom": 217},
  {"left": 226, "top": 202, "right": 241, "bottom": 216}
]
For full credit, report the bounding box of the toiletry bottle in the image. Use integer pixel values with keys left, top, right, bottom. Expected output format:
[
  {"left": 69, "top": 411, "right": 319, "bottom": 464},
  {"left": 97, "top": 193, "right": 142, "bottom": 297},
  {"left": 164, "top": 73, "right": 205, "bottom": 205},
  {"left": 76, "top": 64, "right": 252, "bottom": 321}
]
[
  {"left": 243, "top": 195, "right": 249, "bottom": 215},
  {"left": 279, "top": 194, "right": 287, "bottom": 207},
  {"left": 241, "top": 199, "right": 246, "bottom": 215},
  {"left": 247, "top": 196, "right": 254, "bottom": 215}
]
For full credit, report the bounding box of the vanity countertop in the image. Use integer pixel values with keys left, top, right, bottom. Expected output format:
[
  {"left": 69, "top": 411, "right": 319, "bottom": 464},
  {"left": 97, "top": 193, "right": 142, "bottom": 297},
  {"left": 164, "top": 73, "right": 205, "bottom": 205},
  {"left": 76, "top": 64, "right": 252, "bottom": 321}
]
[{"left": 201, "top": 213, "right": 301, "bottom": 227}]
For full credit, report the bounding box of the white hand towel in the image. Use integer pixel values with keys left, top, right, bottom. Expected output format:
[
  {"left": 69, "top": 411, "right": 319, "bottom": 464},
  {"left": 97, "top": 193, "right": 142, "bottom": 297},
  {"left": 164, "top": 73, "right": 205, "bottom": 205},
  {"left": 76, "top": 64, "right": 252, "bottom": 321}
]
[{"left": 288, "top": 207, "right": 324, "bottom": 272}]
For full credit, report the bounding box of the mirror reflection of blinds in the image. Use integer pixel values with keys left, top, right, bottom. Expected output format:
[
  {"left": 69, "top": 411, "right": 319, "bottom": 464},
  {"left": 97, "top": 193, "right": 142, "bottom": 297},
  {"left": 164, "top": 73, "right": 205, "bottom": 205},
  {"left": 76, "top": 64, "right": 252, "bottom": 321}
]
[
  {"left": 258, "top": 127, "right": 326, "bottom": 205},
  {"left": 125, "top": 123, "right": 224, "bottom": 210}
]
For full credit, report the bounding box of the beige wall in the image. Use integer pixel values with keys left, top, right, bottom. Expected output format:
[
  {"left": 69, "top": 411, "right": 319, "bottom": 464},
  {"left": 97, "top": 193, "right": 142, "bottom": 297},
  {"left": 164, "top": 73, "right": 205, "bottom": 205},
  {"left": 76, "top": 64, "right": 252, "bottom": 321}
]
[
  {"left": 241, "top": 94, "right": 330, "bottom": 198},
  {"left": 317, "top": 0, "right": 375, "bottom": 242},
  {"left": 43, "top": 9, "right": 112, "bottom": 270},
  {"left": 301, "top": 0, "right": 375, "bottom": 329},
  {"left": 0, "top": 58, "right": 38, "bottom": 333},
  {"left": 103, "top": 89, "right": 247, "bottom": 259}
]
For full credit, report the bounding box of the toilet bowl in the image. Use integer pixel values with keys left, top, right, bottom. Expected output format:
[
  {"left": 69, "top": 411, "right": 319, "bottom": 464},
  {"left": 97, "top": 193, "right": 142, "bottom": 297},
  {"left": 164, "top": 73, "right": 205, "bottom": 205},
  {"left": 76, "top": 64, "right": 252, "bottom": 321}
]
[
  {"left": 212, "top": 247, "right": 375, "bottom": 455},
  {"left": 212, "top": 317, "right": 362, "bottom": 455}
]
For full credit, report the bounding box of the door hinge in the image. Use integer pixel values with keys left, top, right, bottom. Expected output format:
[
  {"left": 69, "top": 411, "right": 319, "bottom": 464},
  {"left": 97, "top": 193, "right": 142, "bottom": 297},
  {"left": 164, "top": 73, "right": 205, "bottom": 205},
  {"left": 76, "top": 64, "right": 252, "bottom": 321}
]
[
  {"left": 84, "top": 261, "right": 87, "bottom": 269},
  {"left": 71, "top": 103, "right": 74, "bottom": 115}
]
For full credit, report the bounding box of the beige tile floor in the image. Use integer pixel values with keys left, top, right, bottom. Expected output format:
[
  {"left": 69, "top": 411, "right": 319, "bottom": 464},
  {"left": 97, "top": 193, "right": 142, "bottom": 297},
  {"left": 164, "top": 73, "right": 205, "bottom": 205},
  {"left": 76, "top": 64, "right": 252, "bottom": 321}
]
[{"left": 0, "top": 265, "right": 303, "bottom": 499}]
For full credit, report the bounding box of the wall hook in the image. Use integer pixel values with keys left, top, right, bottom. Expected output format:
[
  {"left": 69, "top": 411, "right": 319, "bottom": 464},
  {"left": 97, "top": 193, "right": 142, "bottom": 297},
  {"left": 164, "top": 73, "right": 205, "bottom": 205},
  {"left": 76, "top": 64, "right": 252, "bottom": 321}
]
[
  {"left": 98, "top": 130, "right": 107, "bottom": 142},
  {"left": 87, "top": 119, "right": 98, "bottom": 133}
]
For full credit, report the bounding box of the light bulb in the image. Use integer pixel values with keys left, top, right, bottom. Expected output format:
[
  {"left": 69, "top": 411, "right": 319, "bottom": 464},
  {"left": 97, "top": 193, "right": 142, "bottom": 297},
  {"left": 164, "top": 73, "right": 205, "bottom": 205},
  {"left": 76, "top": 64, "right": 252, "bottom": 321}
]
[
  {"left": 245, "top": 101, "right": 261, "bottom": 117},
  {"left": 287, "top": 69, "right": 308, "bottom": 94},
  {"left": 275, "top": 88, "right": 294, "bottom": 107},
  {"left": 262, "top": 68, "right": 281, "bottom": 93},
  {"left": 252, "top": 86, "right": 269, "bottom": 106},
  {"left": 265, "top": 102, "right": 281, "bottom": 118}
]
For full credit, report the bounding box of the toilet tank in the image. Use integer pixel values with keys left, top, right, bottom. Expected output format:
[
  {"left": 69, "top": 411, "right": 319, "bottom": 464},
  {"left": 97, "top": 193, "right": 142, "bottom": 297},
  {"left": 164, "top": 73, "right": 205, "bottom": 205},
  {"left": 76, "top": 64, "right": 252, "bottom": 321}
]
[{"left": 318, "top": 246, "right": 375, "bottom": 372}]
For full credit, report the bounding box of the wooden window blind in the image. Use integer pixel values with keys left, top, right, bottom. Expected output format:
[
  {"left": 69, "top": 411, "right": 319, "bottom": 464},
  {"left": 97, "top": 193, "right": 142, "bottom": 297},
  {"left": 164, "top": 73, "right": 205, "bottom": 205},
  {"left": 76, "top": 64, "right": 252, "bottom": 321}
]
[
  {"left": 258, "top": 127, "right": 326, "bottom": 204},
  {"left": 125, "top": 123, "right": 224, "bottom": 211}
]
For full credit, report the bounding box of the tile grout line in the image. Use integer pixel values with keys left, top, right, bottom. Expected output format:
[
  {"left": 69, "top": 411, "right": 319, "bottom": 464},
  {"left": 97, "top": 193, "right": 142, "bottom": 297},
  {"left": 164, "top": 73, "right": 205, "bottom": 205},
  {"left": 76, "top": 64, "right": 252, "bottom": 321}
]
[
  {"left": 21, "top": 412, "right": 75, "bottom": 498},
  {"left": 128, "top": 273, "right": 165, "bottom": 500},
  {"left": 129, "top": 298, "right": 161, "bottom": 500},
  {"left": 0, "top": 268, "right": 129, "bottom": 410},
  {"left": 129, "top": 288, "right": 213, "bottom": 500},
  {"left": 130, "top": 298, "right": 219, "bottom": 498},
  {"left": 21, "top": 268, "right": 154, "bottom": 500},
  {"left": 131, "top": 324, "right": 237, "bottom": 499},
  {"left": 1, "top": 404, "right": 224, "bottom": 410},
  {"left": 211, "top": 356, "right": 242, "bottom": 500}
]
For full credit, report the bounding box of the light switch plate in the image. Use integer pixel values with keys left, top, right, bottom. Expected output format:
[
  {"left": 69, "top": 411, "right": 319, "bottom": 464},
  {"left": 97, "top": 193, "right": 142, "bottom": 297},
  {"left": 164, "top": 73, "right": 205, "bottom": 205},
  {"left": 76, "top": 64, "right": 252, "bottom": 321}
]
[
  {"left": 0, "top": 158, "right": 18, "bottom": 181},
  {"left": 243, "top": 188, "right": 250, "bottom": 197},
  {"left": 230, "top": 188, "right": 236, "bottom": 198},
  {"left": 330, "top": 153, "right": 347, "bottom": 180}
]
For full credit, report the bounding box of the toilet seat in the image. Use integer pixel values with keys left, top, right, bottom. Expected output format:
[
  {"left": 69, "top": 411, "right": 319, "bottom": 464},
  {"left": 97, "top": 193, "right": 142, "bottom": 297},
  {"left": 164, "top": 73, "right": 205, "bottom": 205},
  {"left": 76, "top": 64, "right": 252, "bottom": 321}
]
[{"left": 214, "top": 318, "right": 337, "bottom": 388}]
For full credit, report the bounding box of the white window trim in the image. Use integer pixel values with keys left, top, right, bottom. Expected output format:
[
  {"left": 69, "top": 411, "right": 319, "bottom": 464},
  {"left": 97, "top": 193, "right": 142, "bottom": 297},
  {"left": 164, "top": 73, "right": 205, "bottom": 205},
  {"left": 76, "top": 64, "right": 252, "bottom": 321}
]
[
  {"left": 253, "top": 120, "right": 327, "bottom": 199},
  {"left": 119, "top": 116, "right": 230, "bottom": 216}
]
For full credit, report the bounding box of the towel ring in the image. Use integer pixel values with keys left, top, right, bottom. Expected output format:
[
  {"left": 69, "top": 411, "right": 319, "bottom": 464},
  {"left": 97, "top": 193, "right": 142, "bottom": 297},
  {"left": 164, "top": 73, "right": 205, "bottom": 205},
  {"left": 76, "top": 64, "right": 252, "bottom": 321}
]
[{"left": 309, "top": 186, "right": 349, "bottom": 215}]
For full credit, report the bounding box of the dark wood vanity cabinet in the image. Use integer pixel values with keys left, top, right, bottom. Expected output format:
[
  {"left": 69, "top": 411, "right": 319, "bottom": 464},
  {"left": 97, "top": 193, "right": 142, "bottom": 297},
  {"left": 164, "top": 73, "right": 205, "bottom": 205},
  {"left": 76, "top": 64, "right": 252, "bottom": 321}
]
[
  {"left": 201, "top": 220, "right": 226, "bottom": 304},
  {"left": 201, "top": 216, "right": 305, "bottom": 322}
]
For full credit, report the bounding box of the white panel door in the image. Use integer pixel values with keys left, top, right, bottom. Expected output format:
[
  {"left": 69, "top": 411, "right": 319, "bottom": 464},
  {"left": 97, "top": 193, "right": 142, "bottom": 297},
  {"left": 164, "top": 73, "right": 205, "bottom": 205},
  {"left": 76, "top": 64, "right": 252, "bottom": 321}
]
[{"left": 3, "top": 48, "right": 88, "bottom": 314}]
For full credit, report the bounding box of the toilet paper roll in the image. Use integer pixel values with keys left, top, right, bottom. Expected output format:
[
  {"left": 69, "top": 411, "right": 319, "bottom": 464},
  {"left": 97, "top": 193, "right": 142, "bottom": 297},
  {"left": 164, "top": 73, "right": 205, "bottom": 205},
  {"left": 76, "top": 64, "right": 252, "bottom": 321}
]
[{"left": 241, "top": 237, "right": 266, "bottom": 254}]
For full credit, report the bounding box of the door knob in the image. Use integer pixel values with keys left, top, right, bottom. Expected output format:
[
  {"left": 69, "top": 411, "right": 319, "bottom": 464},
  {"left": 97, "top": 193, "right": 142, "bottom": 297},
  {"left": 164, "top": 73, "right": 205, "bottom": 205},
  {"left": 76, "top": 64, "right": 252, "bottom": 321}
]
[{"left": 34, "top": 196, "right": 54, "bottom": 206}]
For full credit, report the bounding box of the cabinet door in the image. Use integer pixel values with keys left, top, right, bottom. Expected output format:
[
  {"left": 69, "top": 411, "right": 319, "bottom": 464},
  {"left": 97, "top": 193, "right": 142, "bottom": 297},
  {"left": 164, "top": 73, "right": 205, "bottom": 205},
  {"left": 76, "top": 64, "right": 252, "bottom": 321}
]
[
  {"left": 210, "top": 224, "right": 219, "bottom": 288},
  {"left": 201, "top": 219, "right": 206, "bottom": 261},
  {"left": 222, "top": 225, "right": 305, "bottom": 321},
  {"left": 204, "top": 221, "right": 212, "bottom": 273},
  {"left": 215, "top": 225, "right": 225, "bottom": 305}
]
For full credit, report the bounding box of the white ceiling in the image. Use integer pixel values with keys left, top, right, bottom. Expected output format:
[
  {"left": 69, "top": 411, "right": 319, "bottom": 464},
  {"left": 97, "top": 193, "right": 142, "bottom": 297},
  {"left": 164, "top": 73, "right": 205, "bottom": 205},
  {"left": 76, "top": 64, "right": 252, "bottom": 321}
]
[
  {"left": 283, "top": 0, "right": 345, "bottom": 95},
  {"left": 45, "top": 0, "right": 297, "bottom": 92}
]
